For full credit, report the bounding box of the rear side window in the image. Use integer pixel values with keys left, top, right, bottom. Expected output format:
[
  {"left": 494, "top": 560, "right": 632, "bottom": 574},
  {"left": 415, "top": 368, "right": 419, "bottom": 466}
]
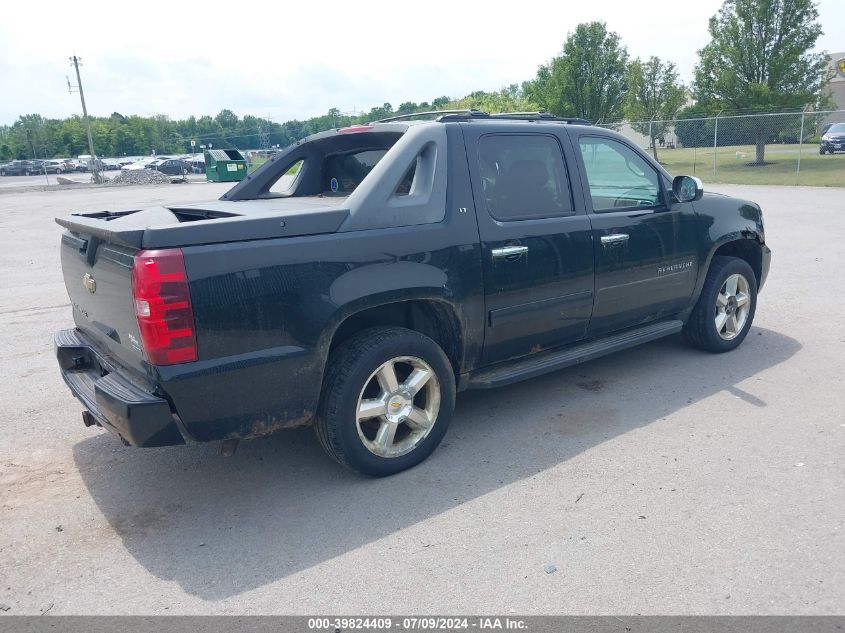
[
  {"left": 269, "top": 160, "right": 304, "bottom": 194},
  {"left": 478, "top": 134, "right": 574, "bottom": 221}
]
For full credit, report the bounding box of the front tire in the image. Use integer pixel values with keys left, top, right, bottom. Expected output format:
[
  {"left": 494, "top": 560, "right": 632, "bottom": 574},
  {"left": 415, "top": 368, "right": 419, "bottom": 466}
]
[
  {"left": 684, "top": 256, "right": 758, "bottom": 353},
  {"left": 315, "top": 327, "right": 455, "bottom": 477}
]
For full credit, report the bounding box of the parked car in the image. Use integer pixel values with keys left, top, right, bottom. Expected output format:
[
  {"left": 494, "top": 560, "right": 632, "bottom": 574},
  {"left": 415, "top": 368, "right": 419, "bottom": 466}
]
[
  {"left": 148, "top": 158, "right": 189, "bottom": 177},
  {"left": 819, "top": 122, "right": 845, "bottom": 154},
  {"left": 41, "top": 160, "right": 69, "bottom": 174},
  {"left": 0, "top": 160, "right": 39, "bottom": 176},
  {"left": 27, "top": 160, "right": 47, "bottom": 174},
  {"left": 122, "top": 158, "right": 158, "bottom": 171},
  {"left": 77, "top": 156, "right": 108, "bottom": 172},
  {"left": 184, "top": 157, "right": 206, "bottom": 173},
  {"left": 54, "top": 111, "right": 771, "bottom": 477},
  {"left": 175, "top": 153, "right": 204, "bottom": 173}
]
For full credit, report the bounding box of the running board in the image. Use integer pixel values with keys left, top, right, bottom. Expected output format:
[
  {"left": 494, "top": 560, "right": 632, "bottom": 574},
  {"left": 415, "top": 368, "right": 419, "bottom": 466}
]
[{"left": 465, "top": 320, "right": 684, "bottom": 390}]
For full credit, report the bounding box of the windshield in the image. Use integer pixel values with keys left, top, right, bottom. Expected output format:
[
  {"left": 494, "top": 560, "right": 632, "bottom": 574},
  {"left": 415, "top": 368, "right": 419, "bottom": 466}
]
[{"left": 827, "top": 123, "right": 845, "bottom": 134}]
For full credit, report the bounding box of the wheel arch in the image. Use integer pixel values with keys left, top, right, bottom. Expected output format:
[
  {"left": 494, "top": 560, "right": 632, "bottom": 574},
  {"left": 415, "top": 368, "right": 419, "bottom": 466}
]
[
  {"left": 711, "top": 237, "right": 764, "bottom": 288},
  {"left": 689, "top": 235, "right": 764, "bottom": 314},
  {"left": 324, "top": 297, "right": 465, "bottom": 380}
]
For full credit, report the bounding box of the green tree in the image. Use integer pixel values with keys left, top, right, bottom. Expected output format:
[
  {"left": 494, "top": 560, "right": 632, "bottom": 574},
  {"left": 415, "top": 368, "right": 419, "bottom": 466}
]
[
  {"left": 525, "top": 22, "right": 628, "bottom": 123},
  {"left": 625, "top": 57, "right": 687, "bottom": 161},
  {"left": 693, "top": 0, "right": 830, "bottom": 163},
  {"left": 447, "top": 85, "right": 538, "bottom": 113},
  {"left": 675, "top": 104, "right": 716, "bottom": 148}
]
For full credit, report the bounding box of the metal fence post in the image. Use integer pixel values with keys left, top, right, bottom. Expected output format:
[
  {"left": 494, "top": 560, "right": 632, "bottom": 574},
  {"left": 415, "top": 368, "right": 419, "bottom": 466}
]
[
  {"left": 648, "top": 118, "right": 653, "bottom": 151},
  {"left": 713, "top": 114, "right": 719, "bottom": 177},
  {"left": 797, "top": 110, "right": 806, "bottom": 181}
]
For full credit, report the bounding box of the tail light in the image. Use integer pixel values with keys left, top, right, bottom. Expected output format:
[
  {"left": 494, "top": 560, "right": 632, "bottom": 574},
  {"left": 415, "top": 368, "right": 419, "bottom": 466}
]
[
  {"left": 338, "top": 124, "right": 374, "bottom": 134},
  {"left": 131, "top": 249, "right": 198, "bottom": 365}
]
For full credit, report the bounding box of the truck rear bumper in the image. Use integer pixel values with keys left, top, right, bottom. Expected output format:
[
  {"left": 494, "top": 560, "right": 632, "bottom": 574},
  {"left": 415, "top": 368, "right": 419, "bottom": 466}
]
[{"left": 55, "top": 328, "right": 186, "bottom": 447}]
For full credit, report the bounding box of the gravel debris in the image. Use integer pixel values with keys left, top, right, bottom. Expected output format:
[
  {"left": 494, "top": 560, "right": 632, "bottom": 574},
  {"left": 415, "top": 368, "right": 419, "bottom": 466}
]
[{"left": 104, "top": 169, "right": 175, "bottom": 186}]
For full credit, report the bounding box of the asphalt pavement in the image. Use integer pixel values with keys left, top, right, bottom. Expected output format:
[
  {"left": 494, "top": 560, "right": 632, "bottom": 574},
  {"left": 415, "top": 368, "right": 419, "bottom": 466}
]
[{"left": 0, "top": 182, "right": 842, "bottom": 615}]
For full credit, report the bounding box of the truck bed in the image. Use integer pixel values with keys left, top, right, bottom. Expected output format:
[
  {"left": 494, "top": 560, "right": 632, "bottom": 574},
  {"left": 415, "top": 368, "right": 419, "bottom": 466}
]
[{"left": 55, "top": 197, "right": 351, "bottom": 249}]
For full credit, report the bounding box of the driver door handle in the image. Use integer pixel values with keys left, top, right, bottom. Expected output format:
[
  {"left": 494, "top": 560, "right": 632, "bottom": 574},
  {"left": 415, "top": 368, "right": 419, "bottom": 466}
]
[
  {"left": 491, "top": 245, "right": 529, "bottom": 259},
  {"left": 601, "top": 233, "right": 629, "bottom": 247}
]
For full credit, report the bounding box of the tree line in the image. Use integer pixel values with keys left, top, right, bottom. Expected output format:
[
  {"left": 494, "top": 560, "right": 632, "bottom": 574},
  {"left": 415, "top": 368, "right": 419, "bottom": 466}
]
[{"left": 1, "top": 0, "right": 830, "bottom": 165}]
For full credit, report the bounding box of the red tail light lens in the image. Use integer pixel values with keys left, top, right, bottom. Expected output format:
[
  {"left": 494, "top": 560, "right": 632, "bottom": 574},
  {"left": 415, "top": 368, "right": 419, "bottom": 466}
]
[
  {"left": 131, "top": 249, "right": 198, "bottom": 365},
  {"left": 338, "top": 124, "right": 374, "bottom": 134}
]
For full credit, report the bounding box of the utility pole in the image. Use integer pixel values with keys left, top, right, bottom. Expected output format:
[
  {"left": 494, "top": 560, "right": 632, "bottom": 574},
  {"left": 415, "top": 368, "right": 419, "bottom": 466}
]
[{"left": 68, "top": 55, "right": 102, "bottom": 183}]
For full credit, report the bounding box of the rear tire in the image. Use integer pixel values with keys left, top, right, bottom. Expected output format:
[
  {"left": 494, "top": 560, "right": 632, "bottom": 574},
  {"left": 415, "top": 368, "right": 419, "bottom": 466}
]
[
  {"left": 315, "top": 326, "right": 455, "bottom": 477},
  {"left": 684, "top": 256, "right": 757, "bottom": 353}
]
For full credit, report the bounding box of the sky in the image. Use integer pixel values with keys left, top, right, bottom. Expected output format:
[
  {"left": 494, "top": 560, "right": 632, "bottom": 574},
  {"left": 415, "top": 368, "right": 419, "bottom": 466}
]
[{"left": 0, "top": 0, "right": 842, "bottom": 126}]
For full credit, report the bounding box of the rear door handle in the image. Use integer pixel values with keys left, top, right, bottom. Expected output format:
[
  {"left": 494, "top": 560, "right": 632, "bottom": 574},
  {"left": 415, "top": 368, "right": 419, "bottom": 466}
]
[
  {"left": 491, "top": 245, "right": 529, "bottom": 259},
  {"left": 600, "top": 233, "right": 629, "bottom": 247}
]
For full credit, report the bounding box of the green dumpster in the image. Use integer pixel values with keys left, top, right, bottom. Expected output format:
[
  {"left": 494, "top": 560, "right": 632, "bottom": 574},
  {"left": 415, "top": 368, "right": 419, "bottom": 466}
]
[{"left": 204, "top": 149, "right": 247, "bottom": 182}]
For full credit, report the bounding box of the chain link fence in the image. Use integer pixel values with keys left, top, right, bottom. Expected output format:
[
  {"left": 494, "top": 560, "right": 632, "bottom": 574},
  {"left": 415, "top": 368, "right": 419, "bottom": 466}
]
[{"left": 598, "top": 110, "right": 845, "bottom": 187}]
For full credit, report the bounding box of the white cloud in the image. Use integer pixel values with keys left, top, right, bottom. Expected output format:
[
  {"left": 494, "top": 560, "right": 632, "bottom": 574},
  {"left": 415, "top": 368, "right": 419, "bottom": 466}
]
[{"left": 1, "top": 0, "right": 842, "bottom": 124}]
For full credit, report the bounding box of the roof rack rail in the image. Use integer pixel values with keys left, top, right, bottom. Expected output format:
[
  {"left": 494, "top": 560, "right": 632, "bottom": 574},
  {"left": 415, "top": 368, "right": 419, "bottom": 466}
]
[
  {"left": 437, "top": 110, "right": 592, "bottom": 125},
  {"left": 375, "top": 109, "right": 486, "bottom": 123},
  {"left": 489, "top": 111, "right": 592, "bottom": 125},
  {"left": 373, "top": 109, "right": 593, "bottom": 125}
]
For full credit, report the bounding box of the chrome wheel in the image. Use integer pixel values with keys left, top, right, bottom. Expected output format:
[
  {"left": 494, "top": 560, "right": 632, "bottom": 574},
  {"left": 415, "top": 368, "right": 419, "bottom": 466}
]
[
  {"left": 356, "top": 356, "right": 441, "bottom": 458},
  {"left": 715, "top": 273, "right": 751, "bottom": 340}
]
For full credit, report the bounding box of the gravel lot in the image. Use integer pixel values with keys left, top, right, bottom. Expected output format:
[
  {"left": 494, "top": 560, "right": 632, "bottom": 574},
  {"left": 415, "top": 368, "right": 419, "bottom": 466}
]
[{"left": 0, "top": 183, "right": 842, "bottom": 615}]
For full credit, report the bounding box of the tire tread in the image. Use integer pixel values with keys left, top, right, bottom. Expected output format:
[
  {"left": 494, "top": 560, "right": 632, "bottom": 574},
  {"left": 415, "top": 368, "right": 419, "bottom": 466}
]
[
  {"left": 684, "top": 256, "right": 757, "bottom": 353},
  {"left": 314, "top": 326, "right": 453, "bottom": 475}
]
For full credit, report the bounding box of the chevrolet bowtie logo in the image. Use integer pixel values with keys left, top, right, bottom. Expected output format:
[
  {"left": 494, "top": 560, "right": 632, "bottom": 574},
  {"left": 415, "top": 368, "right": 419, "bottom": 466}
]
[{"left": 82, "top": 273, "right": 96, "bottom": 294}]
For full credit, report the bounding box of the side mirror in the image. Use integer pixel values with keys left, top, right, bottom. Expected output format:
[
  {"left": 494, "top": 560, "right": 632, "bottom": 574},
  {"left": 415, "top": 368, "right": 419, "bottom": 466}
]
[{"left": 672, "top": 175, "right": 704, "bottom": 203}]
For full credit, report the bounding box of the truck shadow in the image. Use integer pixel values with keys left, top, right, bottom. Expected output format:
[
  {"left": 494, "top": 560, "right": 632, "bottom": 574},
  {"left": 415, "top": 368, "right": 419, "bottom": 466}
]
[{"left": 72, "top": 327, "right": 799, "bottom": 601}]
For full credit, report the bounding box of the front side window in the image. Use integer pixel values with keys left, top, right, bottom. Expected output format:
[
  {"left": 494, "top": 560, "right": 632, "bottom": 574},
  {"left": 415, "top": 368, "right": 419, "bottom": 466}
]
[
  {"left": 478, "top": 134, "right": 574, "bottom": 221},
  {"left": 578, "top": 137, "right": 662, "bottom": 212}
]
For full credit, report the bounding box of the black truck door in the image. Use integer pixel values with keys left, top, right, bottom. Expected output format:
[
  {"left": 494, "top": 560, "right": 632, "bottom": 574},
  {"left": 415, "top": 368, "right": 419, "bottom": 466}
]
[
  {"left": 463, "top": 126, "right": 595, "bottom": 365},
  {"left": 569, "top": 132, "right": 699, "bottom": 336}
]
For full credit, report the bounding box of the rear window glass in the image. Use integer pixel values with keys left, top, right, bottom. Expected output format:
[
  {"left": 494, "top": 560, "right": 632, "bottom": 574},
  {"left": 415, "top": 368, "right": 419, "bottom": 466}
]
[
  {"left": 322, "top": 149, "right": 414, "bottom": 195},
  {"left": 324, "top": 150, "right": 384, "bottom": 194}
]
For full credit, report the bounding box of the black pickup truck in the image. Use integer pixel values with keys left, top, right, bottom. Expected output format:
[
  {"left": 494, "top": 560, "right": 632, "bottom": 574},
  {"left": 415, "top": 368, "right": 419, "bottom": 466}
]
[{"left": 55, "top": 110, "right": 770, "bottom": 476}]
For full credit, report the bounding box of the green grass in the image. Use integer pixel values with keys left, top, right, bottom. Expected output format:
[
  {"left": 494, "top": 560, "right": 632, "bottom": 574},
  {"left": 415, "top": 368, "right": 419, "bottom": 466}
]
[
  {"left": 653, "top": 143, "right": 845, "bottom": 187},
  {"left": 247, "top": 155, "right": 269, "bottom": 174}
]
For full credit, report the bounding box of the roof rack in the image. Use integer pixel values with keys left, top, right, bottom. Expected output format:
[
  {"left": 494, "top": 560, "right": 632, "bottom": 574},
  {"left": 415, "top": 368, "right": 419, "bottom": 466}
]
[
  {"left": 375, "top": 109, "right": 485, "bottom": 123},
  {"left": 373, "top": 109, "right": 593, "bottom": 125},
  {"left": 490, "top": 112, "right": 592, "bottom": 125},
  {"left": 438, "top": 110, "right": 592, "bottom": 125}
]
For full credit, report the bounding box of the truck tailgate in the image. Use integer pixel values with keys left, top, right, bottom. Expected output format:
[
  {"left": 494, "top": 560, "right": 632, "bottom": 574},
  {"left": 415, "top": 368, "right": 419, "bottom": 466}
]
[{"left": 60, "top": 231, "right": 147, "bottom": 375}]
